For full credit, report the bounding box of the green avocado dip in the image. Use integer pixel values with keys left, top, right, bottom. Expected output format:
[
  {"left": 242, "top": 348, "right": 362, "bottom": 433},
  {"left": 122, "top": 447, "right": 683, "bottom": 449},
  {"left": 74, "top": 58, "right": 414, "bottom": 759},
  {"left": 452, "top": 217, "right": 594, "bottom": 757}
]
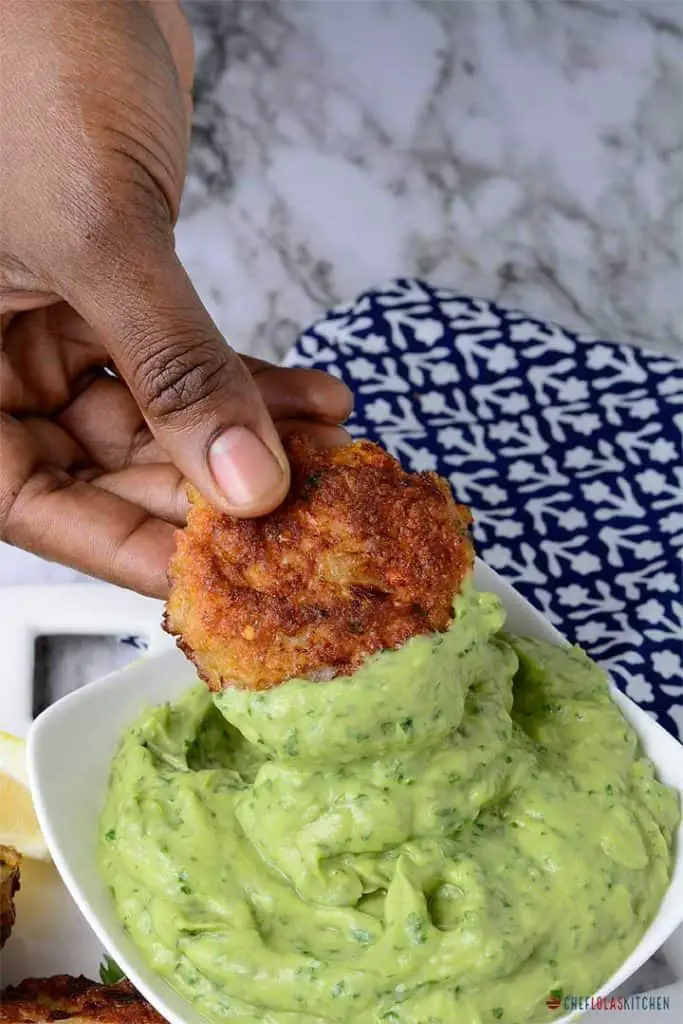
[{"left": 99, "top": 588, "right": 680, "bottom": 1024}]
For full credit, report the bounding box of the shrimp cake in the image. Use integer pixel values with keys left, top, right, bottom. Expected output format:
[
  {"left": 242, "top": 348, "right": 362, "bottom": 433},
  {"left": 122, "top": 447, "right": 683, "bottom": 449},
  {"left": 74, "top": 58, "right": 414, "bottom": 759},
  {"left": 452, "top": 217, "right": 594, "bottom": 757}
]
[
  {"left": 0, "top": 844, "right": 20, "bottom": 949},
  {"left": 165, "top": 438, "right": 473, "bottom": 690}
]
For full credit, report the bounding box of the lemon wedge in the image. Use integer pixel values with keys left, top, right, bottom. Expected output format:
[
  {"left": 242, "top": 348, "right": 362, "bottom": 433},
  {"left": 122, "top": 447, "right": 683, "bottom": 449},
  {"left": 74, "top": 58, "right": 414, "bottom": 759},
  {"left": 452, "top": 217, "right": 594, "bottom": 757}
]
[{"left": 0, "top": 730, "right": 49, "bottom": 860}]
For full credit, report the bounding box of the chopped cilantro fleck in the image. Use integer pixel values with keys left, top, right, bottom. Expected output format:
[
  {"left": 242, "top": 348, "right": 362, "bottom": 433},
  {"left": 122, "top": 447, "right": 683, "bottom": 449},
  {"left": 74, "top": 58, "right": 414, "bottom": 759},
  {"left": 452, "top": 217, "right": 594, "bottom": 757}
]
[
  {"left": 406, "top": 912, "right": 427, "bottom": 945},
  {"left": 283, "top": 729, "right": 299, "bottom": 757}
]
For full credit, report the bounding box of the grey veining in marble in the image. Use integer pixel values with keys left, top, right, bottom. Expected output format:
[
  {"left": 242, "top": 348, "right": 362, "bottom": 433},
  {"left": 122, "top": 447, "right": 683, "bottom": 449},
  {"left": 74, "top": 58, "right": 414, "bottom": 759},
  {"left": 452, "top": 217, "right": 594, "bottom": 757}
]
[{"left": 177, "top": 0, "right": 683, "bottom": 362}]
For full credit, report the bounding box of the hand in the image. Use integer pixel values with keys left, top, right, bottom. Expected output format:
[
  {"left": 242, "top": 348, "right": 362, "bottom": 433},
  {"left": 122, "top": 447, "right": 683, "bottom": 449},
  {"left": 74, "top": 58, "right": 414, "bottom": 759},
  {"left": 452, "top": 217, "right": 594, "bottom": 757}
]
[{"left": 0, "top": 1, "right": 352, "bottom": 597}]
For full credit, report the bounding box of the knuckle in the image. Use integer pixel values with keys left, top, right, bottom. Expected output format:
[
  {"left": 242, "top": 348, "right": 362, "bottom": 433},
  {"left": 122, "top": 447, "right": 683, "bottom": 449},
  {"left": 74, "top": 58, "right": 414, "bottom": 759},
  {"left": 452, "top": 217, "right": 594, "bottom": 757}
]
[{"left": 130, "top": 333, "right": 231, "bottom": 425}]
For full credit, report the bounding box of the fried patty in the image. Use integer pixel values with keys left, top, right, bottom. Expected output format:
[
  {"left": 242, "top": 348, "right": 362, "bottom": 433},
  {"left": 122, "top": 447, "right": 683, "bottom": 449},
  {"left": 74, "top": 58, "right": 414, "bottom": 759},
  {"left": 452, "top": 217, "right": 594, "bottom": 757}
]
[
  {"left": 0, "top": 844, "right": 20, "bottom": 949},
  {"left": 0, "top": 977, "right": 164, "bottom": 1023},
  {"left": 165, "top": 437, "right": 473, "bottom": 690}
]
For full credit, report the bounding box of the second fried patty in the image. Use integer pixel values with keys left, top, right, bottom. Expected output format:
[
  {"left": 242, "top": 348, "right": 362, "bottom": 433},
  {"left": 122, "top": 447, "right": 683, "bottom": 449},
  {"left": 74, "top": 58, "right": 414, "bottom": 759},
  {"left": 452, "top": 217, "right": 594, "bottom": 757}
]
[
  {"left": 0, "top": 976, "right": 165, "bottom": 1023},
  {"left": 0, "top": 844, "right": 20, "bottom": 950}
]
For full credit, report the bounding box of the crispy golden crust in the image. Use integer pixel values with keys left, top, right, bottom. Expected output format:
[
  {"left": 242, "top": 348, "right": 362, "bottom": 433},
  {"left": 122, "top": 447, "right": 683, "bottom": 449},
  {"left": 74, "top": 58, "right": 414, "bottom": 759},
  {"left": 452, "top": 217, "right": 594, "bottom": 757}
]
[
  {"left": 0, "top": 977, "right": 165, "bottom": 1023},
  {"left": 0, "top": 844, "right": 20, "bottom": 949},
  {"left": 165, "top": 437, "right": 474, "bottom": 690}
]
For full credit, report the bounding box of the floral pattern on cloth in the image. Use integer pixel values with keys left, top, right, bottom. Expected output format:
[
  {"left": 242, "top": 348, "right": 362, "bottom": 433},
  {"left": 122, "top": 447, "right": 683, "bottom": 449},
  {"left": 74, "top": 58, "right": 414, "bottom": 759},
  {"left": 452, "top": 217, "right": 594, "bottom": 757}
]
[{"left": 283, "top": 279, "right": 683, "bottom": 741}]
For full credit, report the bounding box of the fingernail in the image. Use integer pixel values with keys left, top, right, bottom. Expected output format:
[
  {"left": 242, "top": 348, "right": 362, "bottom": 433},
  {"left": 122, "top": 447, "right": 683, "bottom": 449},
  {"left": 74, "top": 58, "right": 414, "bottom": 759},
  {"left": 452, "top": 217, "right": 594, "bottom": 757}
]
[{"left": 209, "top": 426, "right": 285, "bottom": 507}]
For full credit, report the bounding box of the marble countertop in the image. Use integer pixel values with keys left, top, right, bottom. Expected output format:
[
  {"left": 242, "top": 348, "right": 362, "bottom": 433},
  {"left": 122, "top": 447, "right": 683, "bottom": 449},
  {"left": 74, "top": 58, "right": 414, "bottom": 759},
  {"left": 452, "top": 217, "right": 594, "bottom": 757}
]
[{"left": 178, "top": 0, "right": 682, "bottom": 363}]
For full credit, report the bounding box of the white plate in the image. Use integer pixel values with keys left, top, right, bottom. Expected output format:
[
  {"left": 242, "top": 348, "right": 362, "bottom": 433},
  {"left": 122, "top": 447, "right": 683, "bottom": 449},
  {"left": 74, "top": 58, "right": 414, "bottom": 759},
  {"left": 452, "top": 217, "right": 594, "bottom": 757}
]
[{"left": 22, "top": 564, "right": 683, "bottom": 1022}]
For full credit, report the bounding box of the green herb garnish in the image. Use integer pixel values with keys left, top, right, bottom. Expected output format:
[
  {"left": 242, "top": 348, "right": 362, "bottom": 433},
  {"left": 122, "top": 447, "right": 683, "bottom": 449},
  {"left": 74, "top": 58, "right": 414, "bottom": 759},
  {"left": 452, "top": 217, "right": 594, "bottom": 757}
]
[{"left": 99, "top": 954, "right": 125, "bottom": 985}]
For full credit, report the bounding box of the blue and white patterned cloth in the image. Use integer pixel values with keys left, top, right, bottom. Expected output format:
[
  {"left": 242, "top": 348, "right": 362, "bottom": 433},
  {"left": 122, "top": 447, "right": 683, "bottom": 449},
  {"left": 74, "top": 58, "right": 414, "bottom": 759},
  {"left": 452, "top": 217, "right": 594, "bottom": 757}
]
[{"left": 286, "top": 279, "right": 683, "bottom": 741}]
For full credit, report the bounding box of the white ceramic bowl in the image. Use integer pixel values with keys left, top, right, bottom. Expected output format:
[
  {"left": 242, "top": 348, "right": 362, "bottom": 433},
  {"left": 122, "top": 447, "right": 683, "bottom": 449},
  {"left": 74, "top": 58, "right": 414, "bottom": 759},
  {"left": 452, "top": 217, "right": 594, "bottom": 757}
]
[{"left": 28, "top": 562, "right": 683, "bottom": 1024}]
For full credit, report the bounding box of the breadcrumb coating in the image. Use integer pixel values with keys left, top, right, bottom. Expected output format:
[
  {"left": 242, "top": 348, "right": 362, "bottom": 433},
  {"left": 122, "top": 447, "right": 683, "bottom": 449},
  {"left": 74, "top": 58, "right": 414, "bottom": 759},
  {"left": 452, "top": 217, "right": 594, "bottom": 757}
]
[
  {"left": 0, "top": 844, "right": 20, "bottom": 949},
  {"left": 0, "top": 977, "right": 165, "bottom": 1023},
  {"left": 165, "top": 438, "right": 473, "bottom": 690}
]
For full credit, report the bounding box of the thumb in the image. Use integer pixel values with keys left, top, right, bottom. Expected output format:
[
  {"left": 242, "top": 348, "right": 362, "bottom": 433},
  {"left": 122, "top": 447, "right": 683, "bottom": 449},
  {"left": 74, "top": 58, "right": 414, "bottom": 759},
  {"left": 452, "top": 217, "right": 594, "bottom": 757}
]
[{"left": 72, "top": 246, "right": 290, "bottom": 516}]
